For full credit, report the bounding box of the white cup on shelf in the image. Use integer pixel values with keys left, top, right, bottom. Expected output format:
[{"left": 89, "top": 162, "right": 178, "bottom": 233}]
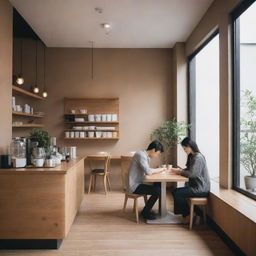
[
  {"left": 102, "top": 114, "right": 107, "bottom": 122},
  {"left": 88, "top": 115, "right": 95, "bottom": 122},
  {"left": 88, "top": 132, "right": 95, "bottom": 138},
  {"left": 112, "top": 114, "right": 118, "bottom": 121},
  {"left": 107, "top": 132, "right": 113, "bottom": 138},
  {"left": 80, "top": 132, "right": 85, "bottom": 138},
  {"left": 96, "top": 131, "right": 102, "bottom": 138},
  {"left": 70, "top": 131, "right": 74, "bottom": 138},
  {"left": 65, "top": 131, "right": 70, "bottom": 138},
  {"left": 106, "top": 114, "right": 112, "bottom": 122},
  {"left": 95, "top": 114, "right": 102, "bottom": 122},
  {"left": 75, "top": 131, "right": 80, "bottom": 138}
]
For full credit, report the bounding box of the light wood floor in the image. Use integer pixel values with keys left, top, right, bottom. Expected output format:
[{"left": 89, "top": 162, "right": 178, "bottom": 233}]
[{"left": 0, "top": 191, "right": 234, "bottom": 256}]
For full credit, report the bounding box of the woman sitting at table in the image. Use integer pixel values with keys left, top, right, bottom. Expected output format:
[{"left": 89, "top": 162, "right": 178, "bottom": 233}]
[{"left": 171, "top": 137, "right": 210, "bottom": 223}]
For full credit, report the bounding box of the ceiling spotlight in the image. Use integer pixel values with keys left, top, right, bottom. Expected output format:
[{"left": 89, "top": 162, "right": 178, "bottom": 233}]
[
  {"left": 33, "top": 86, "right": 39, "bottom": 94},
  {"left": 95, "top": 7, "right": 103, "bottom": 14},
  {"left": 102, "top": 23, "right": 111, "bottom": 29}
]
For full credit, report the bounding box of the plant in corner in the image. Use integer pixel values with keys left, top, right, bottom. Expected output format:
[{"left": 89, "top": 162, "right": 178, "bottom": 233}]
[
  {"left": 151, "top": 119, "right": 190, "bottom": 164},
  {"left": 240, "top": 90, "right": 256, "bottom": 191}
]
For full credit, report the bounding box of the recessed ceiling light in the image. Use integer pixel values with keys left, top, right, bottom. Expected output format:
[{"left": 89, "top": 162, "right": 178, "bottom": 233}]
[
  {"left": 95, "top": 7, "right": 103, "bottom": 14},
  {"left": 102, "top": 23, "right": 111, "bottom": 29}
]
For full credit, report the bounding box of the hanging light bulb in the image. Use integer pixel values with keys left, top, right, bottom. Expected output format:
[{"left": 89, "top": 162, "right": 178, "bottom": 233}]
[
  {"left": 42, "top": 44, "right": 48, "bottom": 98},
  {"left": 16, "top": 75, "right": 24, "bottom": 85},
  {"left": 33, "top": 86, "right": 39, "bottom": 94},
  {"left": 33, "top": 40, "right": 39, "bottom": 94},
  {"left": 42, "top": 91, "right": 48, "bottom": 98},
  {"left": 16, "top": 39, "right": 24, "bottom": 86}
]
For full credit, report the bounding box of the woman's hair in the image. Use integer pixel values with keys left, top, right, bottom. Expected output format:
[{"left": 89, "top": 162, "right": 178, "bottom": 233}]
[{"left": 181, "top": 137, "right": 200, "bottom": 153}]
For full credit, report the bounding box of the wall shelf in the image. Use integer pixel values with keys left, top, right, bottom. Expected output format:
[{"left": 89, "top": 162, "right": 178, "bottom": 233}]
[
  {"left": 64, "top": 98, "right": 119, "bottom": 140},
  {"left": 64, "top": 129, "right": 118, "bottom": 132},
  {"left": 64, "top": 137, "right": 119, "bottom": 140},
  {"left": 12, "top": 124, "right": 44, "bottom": 128},
  {"left": 12, "top": 85, "right": 45, "bottom": 100},
  {"left": 65, "top": 121, "right": 119, "bottom": 124},
  {"left": 12, "top": 111, "right": 44, "bottom": 118}
]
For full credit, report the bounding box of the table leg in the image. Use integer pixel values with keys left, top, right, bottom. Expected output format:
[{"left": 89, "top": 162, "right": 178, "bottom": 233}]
[{"left": 147, "top": 181, "right": 183, "bottom": 224}]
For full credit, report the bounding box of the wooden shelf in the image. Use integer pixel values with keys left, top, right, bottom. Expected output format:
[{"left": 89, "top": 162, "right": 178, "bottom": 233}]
[
  {"left": 64, "top": 113, "right": 88, "bottom": 116},
  {"left": 65, "top": 121, "right": 119, "bottom": 124},
  {"left": 64, "top": 137, "right": 119, "bottom": 140},
  {"left": 12, "top": 85, "right": 44, "bottom": 100},
  {"left": 12, "top": 111, "right": 44, "bottom": 118},
  {"left": 64, "top": 98, "right": 120, "bottom": 141},
  {"left": 12, "top": 124, "right": 44, "bottom": 128},
  {"left": 65, "top": 129, "right": 118, "bottom": 132}
]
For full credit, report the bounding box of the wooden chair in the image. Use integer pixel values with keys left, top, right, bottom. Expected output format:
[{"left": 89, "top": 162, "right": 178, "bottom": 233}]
[
  {"left": 120, "top": 155, "right": 133, "bottom": 192},
  {"left": 123, "top": 193, "right": 147, "bottom": 223},
  {"left": 87, "top": 155, "right": 111, "bottom": 195},
  {"left": 188, "top": 197, "right": 208, "bottom": 230}
]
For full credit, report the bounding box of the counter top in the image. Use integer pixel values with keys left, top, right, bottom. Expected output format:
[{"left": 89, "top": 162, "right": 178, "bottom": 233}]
[{"left": 0, "top": 157, "right": 84, "bottom": 174}]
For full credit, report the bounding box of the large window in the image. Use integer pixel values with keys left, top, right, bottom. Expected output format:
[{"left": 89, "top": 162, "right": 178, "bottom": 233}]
[
  {"left": 188, "top": 31, "right": 220, "bottom": 181},
  {"left": 233, "top": 0, "right": 256, "bottom": 200}
]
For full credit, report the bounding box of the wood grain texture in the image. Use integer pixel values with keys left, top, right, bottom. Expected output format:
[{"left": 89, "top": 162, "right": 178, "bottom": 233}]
[
  {"left": 12, "top": 85, "right": 45, "bottom": 100},
  {"left": 209, "top": 181, "right": 256, "bottom": 256},
  {"left": 0, "top": 191, "right": 233, "bottom": 255},
  {"left": 0, "top": 158, "right": 85, "bottom": 239},
  {"left": 0, "top": 157, "right": 84, "bottom": 174},
  {"left": 145, "top": 173, "right": 188, "bottom": 182}
]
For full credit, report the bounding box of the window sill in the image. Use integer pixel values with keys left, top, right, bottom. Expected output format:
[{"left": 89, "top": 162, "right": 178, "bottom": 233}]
[{"left": 210, "top": 180, "right": 256, "bottom": 223}]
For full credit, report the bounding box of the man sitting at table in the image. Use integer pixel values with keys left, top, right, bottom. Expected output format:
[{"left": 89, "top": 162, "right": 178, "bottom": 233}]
[{"left": 128, "top": 140, "right": 164, "bottom": 220}]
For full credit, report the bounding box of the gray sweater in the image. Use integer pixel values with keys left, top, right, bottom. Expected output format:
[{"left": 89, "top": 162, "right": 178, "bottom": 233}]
[
  {"left": 128, "top": 150, "right": 154, "bottom": 193},
  {"left": 181, "top": 153, "right": 210, "bottom": 193}
]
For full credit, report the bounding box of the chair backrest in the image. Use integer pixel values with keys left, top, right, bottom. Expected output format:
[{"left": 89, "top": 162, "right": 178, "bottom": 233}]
[
  {"left": 87, "top": 155, "right": 111, "bottom": 174},
  {"left": 121, "top": 155, "right": 133, "bottom": 191}
]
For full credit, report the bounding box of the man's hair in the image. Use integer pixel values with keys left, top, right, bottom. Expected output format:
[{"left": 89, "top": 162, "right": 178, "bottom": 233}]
[{"left": 147, "top": 140, "right": 164, "bottom": 153}]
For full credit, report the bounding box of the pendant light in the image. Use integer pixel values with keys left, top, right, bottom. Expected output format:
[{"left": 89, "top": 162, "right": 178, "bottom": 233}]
[
  {"left": 42, "top": 45, "right": 48, "bottom": 98},
  {"left": 91, "top": 41, "right": 94, "bottom": 80},
  {"left": 33, "top": 40, "right": 39, "bottom": 94},
  {"left": 16, "top": 38, "right": 25, "bottom": 86}
]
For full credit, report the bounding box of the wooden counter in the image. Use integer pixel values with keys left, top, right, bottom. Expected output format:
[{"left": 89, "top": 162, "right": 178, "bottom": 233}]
[{"left": 0, "top": 157, "right": 85, "bottom": 249}]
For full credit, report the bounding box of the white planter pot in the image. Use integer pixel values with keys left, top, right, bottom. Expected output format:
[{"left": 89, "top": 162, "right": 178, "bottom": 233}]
[{"left": 244, "top": 175, "right": 256, "bottom": 191}]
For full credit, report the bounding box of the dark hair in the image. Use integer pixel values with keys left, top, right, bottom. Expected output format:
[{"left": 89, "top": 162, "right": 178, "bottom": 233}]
[
  {"left": 181, "top": 137, "right": 200, "bottom": 153},
  {"left": 147, "top": 140, "right": 164, "bottom": 153}
]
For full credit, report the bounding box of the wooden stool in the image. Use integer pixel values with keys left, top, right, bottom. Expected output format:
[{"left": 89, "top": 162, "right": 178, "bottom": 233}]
[
  {"left": 123, "top": 193, "right": 147, "bottom": 223},
  {"left": 188, "top": 197, "right": 208, "bottom": 230}
]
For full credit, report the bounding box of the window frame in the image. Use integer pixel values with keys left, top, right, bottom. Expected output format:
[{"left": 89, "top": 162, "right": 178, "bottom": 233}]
[{"left": 231, "top": 0, "right": 256, "bottom": 200}]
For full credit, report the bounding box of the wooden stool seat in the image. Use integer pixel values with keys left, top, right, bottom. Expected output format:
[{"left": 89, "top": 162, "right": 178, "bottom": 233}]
[
  {"left": 123, "top": 193, "right": 147, "bottom": 223},
  {"left": 91, "top": 169, "right": 110, "bottom": 174},
  {"left": 188, "top": 197, "right": 208, "bottom": 230}
]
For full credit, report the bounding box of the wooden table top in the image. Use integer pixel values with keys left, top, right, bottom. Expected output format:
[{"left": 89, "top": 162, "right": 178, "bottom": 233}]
[{"left": 145, "top": 172, "right": 188, "bottom": 182}]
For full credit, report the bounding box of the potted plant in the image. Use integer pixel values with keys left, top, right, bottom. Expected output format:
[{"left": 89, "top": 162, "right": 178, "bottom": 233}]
[
  {"left": 30, "top": 129, "right": 51, "bottom": 159},
  {"left": 151, "top": 119, "right": 190, "bottom": 164},
  {"left": 240, "top": 90, "right": 256, "bottom": 191}
]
